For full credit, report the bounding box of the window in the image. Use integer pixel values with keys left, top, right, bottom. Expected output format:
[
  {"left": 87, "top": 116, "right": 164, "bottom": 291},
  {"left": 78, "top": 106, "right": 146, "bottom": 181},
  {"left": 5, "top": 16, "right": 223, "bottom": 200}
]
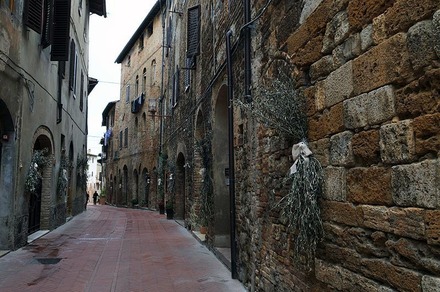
[
  {"left": 127, "top": 55, "right": 131, "bottom": 67},
  {"left": 126, "top": 85, "right": 130, "bottom": 103},
  {"left": 119, "top": 131, "right": 122, "bottom": 149},
  {"left": 184, "top": 57, "right": 193, "bottom": 91},
  {"left": 135, "top": 75, "right": 139, "bottom": 97},
  {"left": 147, "top": 23, "right": 153, "bottom": 37},
  {"left": 124, "top": 128, "right": 128, "bottom": 148},
  {"left": 187, "top": 5, "right": 200, "bottom": 58},
  {"left": 80, "top": 70, "right": 84, "bottom": 111},
  {"left": 78, "top": 0, "right": 82, "bottom": 16},
  {"left": 171, "top": 66, "right": 180, "bottom": 107},
  {"left": 5, "top": 0, "right": 15, "bottom": 11},
  {"left": 142, "top": 68, "right": 147, "bottom": 94},
  {"left": 69, "top": 39, "right": 78, "bottom": 96},
  {"left": 23, "top": 0, "right": 71, "bottom": 60},
  {"left": 139, "top": 33, "right": 144, "bottom": 50},
  {"left": 151, "top": 60, "right": 156, "bottom": 86}
]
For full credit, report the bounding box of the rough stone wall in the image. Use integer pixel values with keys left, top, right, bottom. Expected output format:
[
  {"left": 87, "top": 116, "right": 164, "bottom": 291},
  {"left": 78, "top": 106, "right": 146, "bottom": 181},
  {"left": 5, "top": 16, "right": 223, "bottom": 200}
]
[
  {"left": 107, "top": 11, "right": 163, "bottom": 207},
  {"left": 242, "top": 0, "right": 440, "bottom": 291}
]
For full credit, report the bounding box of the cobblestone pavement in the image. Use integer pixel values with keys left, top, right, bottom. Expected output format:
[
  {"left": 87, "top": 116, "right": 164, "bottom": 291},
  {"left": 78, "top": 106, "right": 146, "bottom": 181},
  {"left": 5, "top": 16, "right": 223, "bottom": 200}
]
[{"left": 0, "top": 204, "right": 246, "bottom": 292}]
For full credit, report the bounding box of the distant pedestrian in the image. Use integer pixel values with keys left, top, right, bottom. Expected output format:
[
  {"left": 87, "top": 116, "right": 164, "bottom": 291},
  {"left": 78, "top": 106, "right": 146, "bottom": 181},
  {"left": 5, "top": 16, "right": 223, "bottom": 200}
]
[{"left": 93, "top": 191, "right": 99, "bottom": 205}]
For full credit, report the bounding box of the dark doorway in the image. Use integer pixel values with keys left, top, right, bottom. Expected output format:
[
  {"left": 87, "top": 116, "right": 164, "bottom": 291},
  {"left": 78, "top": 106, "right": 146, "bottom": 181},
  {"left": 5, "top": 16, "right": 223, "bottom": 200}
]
[{"left": 28, "top": 178, "right": 42, "bottom": 233}]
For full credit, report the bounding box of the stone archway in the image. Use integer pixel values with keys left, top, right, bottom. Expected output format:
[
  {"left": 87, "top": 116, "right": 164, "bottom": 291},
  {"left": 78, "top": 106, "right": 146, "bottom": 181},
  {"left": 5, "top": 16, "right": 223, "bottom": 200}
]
[
  {"left": 175, "top": 153, "right": 186, "bottom": 219},
  {"left": 29, "top": 129, "right": 54, "bottom": 233},
  {"left": 133, "top": 168, "right": 139, "bottom": 205},
  {"left": 0, "top": 99, "right": 15, "bottom": 249},
  {"left": 212, "top": 85, "right": 230, "bottom": 248},
  {"left": 141, "top": 168, "right": 149, "bottom": 207}
]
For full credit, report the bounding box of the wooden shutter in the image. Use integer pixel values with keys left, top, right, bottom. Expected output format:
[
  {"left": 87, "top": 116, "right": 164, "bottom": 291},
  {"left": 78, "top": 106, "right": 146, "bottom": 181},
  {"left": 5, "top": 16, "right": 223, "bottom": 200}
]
[
  {"left": 187, "top": 5, "right": 200, "bottom": 58},
  {"left": 68, "top": 40, "right": 75, "bottom": 90},
  {"left": 41, "top": 0, "right": 53, "bottom": 48},
  {"left": 24, "top": 0, "right": 43, "bottom": 33},
  {"left": 51, "top": 0, "right": 71, "bottom": 61}
]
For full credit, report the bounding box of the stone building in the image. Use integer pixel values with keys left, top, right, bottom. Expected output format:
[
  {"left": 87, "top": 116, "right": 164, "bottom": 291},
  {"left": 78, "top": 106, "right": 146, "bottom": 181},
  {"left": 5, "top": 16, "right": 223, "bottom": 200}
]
[
  {"left": 102, "top": 1, "right": 165, "bottom": 208},
  {"left": 106, "top": 0, "right": 440, "bottom": 290},
  {"left": 0, "top": 0, "right": 106, "bottom": 250}
]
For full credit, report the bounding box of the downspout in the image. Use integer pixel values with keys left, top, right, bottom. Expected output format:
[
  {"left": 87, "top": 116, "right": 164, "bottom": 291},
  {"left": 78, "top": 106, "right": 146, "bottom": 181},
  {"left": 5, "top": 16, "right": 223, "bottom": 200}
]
[
  {"left": 244, "top": 0, "right": 252, "bottom": 103},
  {"left": 226, "top": 29, "right": 238, "bottom": 279},
  {"left": 158, "top": 4, "right": 166, "bottom": 207}
]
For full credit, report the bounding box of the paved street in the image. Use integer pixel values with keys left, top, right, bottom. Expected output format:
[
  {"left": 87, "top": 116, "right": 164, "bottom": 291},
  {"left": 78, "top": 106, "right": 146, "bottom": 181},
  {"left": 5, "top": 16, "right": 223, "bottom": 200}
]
[{"left": 0, "top": 204, "right": 246, "bottom": 292}]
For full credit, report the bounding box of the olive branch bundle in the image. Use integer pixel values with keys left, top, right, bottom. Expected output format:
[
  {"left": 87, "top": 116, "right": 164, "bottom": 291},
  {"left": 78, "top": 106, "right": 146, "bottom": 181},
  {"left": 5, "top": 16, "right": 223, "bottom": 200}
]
[{"left": 235, "top": 72, "right": 323, "bottom": 266}]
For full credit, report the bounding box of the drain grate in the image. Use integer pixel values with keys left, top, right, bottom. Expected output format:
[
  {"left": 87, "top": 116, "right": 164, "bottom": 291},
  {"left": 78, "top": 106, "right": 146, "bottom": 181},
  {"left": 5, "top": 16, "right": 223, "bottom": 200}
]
[{"left": 35, "top": 258, "right": 62, "bottom": 265}]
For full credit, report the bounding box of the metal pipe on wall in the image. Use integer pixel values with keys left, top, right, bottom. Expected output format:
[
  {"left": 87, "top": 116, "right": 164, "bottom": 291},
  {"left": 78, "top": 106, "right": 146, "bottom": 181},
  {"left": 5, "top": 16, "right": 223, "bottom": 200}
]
[{"left": 226, "top": 29, "right": 238, "bottom": 280}]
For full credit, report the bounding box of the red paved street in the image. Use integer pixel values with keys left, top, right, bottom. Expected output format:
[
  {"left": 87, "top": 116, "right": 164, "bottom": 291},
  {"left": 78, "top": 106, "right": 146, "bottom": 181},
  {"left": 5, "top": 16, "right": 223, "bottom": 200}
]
[{"left": 0, "top": 204, "right": 246, "bottom": 292}]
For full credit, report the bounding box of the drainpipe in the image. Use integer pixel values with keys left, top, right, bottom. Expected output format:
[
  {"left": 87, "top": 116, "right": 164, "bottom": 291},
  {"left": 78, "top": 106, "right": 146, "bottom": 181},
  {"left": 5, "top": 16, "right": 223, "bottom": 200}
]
[
  {"left": 244, "top": 0, "right": 252, "bottom": 103},
  {"left": 158, "top": 4, "right": 166, "bottom": 207},
  {"left": 226, "top": 29, "right": 238, "bottom": 279}
]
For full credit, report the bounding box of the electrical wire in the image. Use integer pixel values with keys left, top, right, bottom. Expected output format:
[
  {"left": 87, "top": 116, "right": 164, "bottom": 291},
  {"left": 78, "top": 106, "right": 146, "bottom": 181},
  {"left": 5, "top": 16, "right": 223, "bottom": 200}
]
[{"left": 0, "top": 50, "right": 87, "bottom": 135}]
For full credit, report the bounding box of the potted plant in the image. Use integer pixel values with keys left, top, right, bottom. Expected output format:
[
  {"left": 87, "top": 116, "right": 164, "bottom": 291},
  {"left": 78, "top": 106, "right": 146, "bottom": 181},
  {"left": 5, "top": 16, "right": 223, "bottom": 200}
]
[
  {"left": 131, "top": 198, "right": 139, "bottom": 208},
  {"left": 165, "top": 200, "right": 174, "bottom": 219}
]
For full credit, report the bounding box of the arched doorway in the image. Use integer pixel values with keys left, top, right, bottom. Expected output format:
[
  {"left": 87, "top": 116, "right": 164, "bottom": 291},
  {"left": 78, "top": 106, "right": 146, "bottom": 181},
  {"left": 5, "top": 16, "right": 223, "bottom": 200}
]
[
  {"left": 175, "top": 153, "right": 186, "bottom": 219},
  {"left": 29, "top": 132, "right": 53, "bottom": 233},
  {"left": 0, "top": 100, "right": 15, "bottom": 249},
  {"left": 66, "top": 142, "right": 74, "bottom": 216},
  {"left": 212, "top": 85, "right": 230, "bottom": 247},
  {"left": 141, "top": 168, "right": 149, "bottom": 207},
  {"left": 123, "top": 165, "right": 128, "bottom": 205},
  {"left": 133, "top": 168, "right": 139, "bottom": 205}
]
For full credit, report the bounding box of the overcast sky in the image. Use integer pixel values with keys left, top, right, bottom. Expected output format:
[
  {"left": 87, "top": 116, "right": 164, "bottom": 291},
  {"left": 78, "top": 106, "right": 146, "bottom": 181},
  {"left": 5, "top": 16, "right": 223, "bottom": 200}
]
[{"left": 87, "top": 0, "right": 156, "bottom": 154}]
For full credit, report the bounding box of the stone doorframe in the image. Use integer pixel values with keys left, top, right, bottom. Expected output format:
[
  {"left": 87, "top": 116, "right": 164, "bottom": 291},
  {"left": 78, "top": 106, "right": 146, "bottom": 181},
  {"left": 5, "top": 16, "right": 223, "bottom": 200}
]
[{"left": 31, "top": 127, "right": 55, "bottom": 231}]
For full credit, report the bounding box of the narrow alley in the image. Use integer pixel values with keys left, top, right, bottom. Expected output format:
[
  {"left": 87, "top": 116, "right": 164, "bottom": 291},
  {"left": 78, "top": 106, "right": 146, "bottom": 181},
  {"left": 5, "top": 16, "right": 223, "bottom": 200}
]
[{"left": 0, "top": 205, "right": 246, "bottom": 292}]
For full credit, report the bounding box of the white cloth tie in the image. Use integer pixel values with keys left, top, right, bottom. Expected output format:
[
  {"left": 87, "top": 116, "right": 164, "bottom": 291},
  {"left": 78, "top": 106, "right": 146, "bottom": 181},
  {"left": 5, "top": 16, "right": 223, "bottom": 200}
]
[{"left": 290, "top": 142, "right": 313, "bottom": 175}]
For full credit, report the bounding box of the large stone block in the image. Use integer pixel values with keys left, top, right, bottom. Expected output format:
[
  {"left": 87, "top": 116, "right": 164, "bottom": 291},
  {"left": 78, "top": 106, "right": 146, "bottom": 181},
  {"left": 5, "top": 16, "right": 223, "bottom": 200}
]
[
  {"left": 422, "top": 276, "right": 440, "bottom": 291},
  {"left": 413, "top": 113, "right": 440, "bottom": 157},
  {"left": 324, "top": 61, "right": 354, "bottom": 107},
  {"left": 315, "top": 259, "right": 394, "bottom": 291},
  {"left": 286, "top": 0, "right": 349, "bottom": 54},
  {"left": 360, "top": 24, "right": 374, "bottom": 52},
  {"left": 352, "top": 130, "right": 381, "bottom": 165},
  {"left": 310, "top": 55, "right": 335, "bottom": 82},
  {"left": 343, "top": 93, "right": 369, "bottom": 129},
  {"left": 392, "top": 159, "right": 439, "bottom": 208},
  {"left": 309, "top": 138, "right": 330, "bottom": 166},
  {"left": 395, "top": 68, "right": 440, "bottom": 119},
  {"left": 380, "top": 120, "right": 415, "bottom": 164},
  {"left": 426, "top": 210, "right": 440, "bottom": 245},
  {"left": 347, "top": 167, "right": 392, "bottom": 205},
  {"left": 434, "top": 10, "right": 440, "bottom": 57},
  {"left": 322, "top": 11, "right": 350, "bottom": 54},
  {"left": 367, "top": 85, "right": 396, "bottom": 125},
  {"left": 309, "top": 103, "right": 344, "bottom": 141},
  {"left": 361, "top": 205, "right": 426, "bottom": 240},
  {"left": 407, "top": 20, "right": 437, "bottom": 71},
  {"left": 387, "top": 238, "right": 440, "bottom": 274},
  {"left": 352, "top": 33, "right": 413, "bottom": 96},
  {"left": 372, "top": 0, "right": 440, "bottom": 40},
  {"left": 323, "top": 166, "right": 346, "bottom": 201},
  {"left": 362, "top": 258, "right": 423, "bottom": 292},
  {"left": 321, "top": 200, "right": 361, "bottom": 226},
  {"left": 347, "top": 0, "right": 395, "bottom": 31},
  {"left": 292, "top": 34, "right": 325, "bottom": 67},
  {"left": 330, "top": 131, "right": 354, "bottom": 166}
]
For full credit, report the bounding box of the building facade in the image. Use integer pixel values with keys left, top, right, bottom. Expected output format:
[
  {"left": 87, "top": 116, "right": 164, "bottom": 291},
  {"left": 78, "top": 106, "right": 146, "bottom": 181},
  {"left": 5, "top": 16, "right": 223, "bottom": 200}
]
[
  {"left": 0, "top": 0, "right": 106, "bottom": 250},
  {"left": 105, "top": 0, "right": 440, "bottom": 290},
  {"left": 101, "top": 1, "right": 165, "bottom": 209}
]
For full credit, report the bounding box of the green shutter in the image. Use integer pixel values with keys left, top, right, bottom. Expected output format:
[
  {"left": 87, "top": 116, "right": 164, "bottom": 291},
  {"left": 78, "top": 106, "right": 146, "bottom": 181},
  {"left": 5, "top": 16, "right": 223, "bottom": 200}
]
[{"left": 24, "top": 0, "right": 43, "bottom": 33}]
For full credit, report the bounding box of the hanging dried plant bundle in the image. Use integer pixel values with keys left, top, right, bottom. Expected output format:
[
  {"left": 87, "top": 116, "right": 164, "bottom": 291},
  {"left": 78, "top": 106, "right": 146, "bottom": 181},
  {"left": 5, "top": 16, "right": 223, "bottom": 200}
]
[
  {"left": 278, "top": 154, "right": 323, "bottom": 265},
  {"left": 235, "top": 73, "right": 307, "bottom": 142}
]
